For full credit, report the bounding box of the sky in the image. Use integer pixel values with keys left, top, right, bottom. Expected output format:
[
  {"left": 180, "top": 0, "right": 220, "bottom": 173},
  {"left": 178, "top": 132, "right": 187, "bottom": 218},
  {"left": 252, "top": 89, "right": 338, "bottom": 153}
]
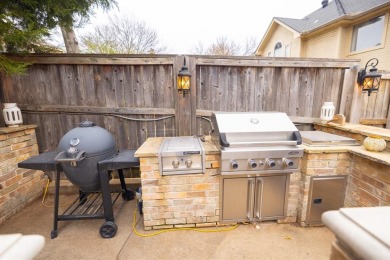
[{"left": 75, "top": 0, "right": 324, "bottom": 54}]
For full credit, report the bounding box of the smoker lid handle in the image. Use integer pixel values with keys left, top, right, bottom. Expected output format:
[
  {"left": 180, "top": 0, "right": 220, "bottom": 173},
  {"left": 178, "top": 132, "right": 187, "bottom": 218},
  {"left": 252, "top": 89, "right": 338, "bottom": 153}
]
[
  {"left": 293, "top": 131, "right": 302, "bottom": 145},
  {"left": 54, "top": 151, "right": 86, "bottom": 163},
  {"left": 219, "top": 133, "right": 229, "bottom": 147}
]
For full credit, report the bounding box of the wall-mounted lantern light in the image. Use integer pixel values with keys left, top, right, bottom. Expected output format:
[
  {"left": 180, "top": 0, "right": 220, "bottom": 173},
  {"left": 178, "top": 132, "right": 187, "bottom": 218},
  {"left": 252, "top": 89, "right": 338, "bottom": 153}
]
[
  {"left": 357, "top": 58, "right": 382, "bottom": 96},
  {"left": 177, "top": 58, "right": 191, "bottom": 97}
]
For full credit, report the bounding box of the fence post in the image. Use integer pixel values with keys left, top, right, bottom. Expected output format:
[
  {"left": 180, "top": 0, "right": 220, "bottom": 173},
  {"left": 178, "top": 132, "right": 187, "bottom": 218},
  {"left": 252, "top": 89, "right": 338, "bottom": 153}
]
[
  {"left": 174, "top": 55, "right": 197, "bottom": 136},
  {"left": 340, "top": 66, "right": 360, "bottom": 123}
]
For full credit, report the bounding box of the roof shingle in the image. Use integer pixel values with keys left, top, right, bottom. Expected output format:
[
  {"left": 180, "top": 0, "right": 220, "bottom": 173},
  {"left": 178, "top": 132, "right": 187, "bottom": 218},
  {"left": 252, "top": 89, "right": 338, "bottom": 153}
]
[{"left": 275, "top": 0, "right": 390, "bottom": 33}]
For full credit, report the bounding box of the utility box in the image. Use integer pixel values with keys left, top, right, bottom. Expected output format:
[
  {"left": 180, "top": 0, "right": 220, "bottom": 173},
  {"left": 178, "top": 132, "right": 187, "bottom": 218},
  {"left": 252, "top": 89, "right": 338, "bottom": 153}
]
[{"left": 306, "top": 175, "right": 348, "bottom": 225}]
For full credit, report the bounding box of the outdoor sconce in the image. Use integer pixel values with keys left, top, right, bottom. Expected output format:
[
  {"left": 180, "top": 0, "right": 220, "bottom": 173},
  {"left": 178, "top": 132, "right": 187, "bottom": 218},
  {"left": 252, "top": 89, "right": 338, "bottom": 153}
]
[
  {"left": 357, "top": 58, "right": 382, "bottom": 96},
  {"left": 177, "top": 58, "right": 191, "bottom": 97}
]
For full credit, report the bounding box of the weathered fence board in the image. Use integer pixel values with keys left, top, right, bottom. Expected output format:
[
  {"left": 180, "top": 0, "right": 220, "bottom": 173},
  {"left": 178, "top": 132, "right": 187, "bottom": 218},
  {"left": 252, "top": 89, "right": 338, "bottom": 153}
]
[
  {"left": 2, "top": 54, "right": 389, "bottom": 152},
  {"left": 195, "top": 66, "right": 347, "bottom": 119}
]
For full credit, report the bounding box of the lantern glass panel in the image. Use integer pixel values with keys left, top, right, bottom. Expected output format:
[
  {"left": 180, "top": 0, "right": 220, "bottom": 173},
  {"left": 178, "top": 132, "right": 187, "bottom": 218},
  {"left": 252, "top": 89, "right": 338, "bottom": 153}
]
[{"left": 181, "top": 76, "right": 190, "bottom": 90}]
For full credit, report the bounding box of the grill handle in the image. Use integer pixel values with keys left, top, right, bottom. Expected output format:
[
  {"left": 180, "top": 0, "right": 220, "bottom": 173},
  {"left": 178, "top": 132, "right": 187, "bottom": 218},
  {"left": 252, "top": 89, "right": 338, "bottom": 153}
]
[
  {"left": 228, "top": 140, "right": 298, "bottom": 147},
  {"left": 54, "top": 151, "right": 86, "bottom": 166},
  {"left": 255, "top": 178, "right": 264, "bottom": 220},
  {"left": 247, "top": 178, "right": 255, "bottom": 220},
  {"left": 293, "top": 131, "right": 302, "bottom": 145}
]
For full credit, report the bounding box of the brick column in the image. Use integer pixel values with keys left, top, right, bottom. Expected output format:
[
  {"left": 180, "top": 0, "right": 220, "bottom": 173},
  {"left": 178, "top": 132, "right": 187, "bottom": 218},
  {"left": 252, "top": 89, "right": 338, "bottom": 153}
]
[{"left": 0, "top": 125, "right": 45, "bottom": 224}]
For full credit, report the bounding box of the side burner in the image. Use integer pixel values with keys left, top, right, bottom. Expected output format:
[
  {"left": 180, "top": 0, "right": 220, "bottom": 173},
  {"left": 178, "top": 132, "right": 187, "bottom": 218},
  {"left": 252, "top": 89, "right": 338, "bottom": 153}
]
[{"left": 158, "top": 136, "right": 205, "bottom": 175}]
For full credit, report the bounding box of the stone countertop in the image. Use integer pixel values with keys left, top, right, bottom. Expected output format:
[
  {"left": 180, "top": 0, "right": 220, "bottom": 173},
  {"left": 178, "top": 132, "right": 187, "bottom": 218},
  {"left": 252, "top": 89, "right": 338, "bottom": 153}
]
[
  {"left": 134, "top": 136, "right": 220, "bottom": 158},
  {"left": 300, "top": 144, "right": 352, "bottom": 154},
  {"left": 134, "top": 137, "right": 164, "bottom": 158},
  {"left": 0, "top": 125, "right": 37, "bottom": 134},
  {"left": 349, "top": 146, "right": 390, "bottom": 166},
  {"left": 135, "top": 136, "right": 389, "bottom": 165},
  {"left": 322, "top": 207, "right": 390, "bottom": 259},
  {"left": 300, "top": 144, "right": 390, "bottom": 166},
  {"left": 314, "top": 122, "right": 390, "bottom": 140}
]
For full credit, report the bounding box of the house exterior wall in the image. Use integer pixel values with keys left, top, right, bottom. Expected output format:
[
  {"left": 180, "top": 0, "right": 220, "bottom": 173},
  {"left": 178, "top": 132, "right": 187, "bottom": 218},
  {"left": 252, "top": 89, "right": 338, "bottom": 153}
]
[
  {"left": 345, "top": 12, "right": 390, "bottom": 70},
  {"left": 257, "top": 8, "right": 390, "bottom": 70},
  {"left": 301, "top": 28, "right": 341, "bottom": 58},
  {"left": 258, "top": 25, "right": 297, "bottom": 57}
]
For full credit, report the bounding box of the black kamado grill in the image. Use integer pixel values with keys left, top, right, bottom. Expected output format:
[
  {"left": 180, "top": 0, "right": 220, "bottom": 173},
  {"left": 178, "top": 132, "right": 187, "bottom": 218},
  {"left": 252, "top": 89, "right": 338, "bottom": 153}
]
[
  {"left": 18, "top": 121, "right": 139, "bottom": 239},
  {"left": 55, "top": 121, "right": 118, "bottom": 192}
]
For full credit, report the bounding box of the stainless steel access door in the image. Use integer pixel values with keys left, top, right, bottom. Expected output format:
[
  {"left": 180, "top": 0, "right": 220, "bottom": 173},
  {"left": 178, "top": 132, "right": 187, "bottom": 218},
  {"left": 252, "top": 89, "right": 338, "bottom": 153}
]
[
  {"left": 221, "top": 177, "right": 254, "bottom": 222},
  {"left": 221, "top": 174, "right": 289, "bottom": 223},
  {"left": 306, "top": 175, "right": 347, "bottom": 225},
  {"left": 257, "top": 175, "right": 288, "bottom": 220}
]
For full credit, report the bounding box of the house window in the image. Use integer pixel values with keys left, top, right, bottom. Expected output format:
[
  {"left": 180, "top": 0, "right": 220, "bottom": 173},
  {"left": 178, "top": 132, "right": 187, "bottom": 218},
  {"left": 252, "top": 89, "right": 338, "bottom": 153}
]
[
  {"left": 274, "top": 42, "right": 282, "bottom": 57},
  {"left": 285, "top": 44, "right": 290, "bottom": 57},
  {"left": 351, "top": 15, "right": 385, "bottom": 52}
]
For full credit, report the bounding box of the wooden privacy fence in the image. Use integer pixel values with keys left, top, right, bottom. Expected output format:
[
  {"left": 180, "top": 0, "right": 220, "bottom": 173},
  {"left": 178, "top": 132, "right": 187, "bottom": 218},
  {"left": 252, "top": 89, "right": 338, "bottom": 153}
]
[{"left": 1, "top": 54, "right": 389, "bottom": 152}]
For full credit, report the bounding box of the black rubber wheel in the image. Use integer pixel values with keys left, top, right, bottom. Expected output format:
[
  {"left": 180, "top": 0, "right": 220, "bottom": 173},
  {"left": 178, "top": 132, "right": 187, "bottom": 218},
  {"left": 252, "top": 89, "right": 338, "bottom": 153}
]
[
  {"left": 99, "top": 221, "right": 117, "bottom": 238},
  {"left": 121, "top": 190, "right": 134, "bottom": 201}
]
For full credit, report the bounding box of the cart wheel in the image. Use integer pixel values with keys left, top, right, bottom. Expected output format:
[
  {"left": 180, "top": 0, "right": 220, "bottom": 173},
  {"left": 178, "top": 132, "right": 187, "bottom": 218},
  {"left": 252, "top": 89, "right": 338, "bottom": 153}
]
[
  {"left": 99, "top": 221, "right": 117, "bottom": 238},
  {"left": 121, "top": 190, "right": 134, "bottom": 201}
]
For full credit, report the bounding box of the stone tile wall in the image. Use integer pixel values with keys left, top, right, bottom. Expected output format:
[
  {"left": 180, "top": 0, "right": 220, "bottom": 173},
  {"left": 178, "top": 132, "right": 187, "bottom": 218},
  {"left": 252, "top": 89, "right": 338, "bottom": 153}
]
[
  {"left": 298, "top": 151, "right": 352, "bottom": 226},
  {"left": 278, "top": 171, "right": 300, "bottom": 224},
  {"left": 140, "top": 154, "right": 220, "bottom": 230},
  {"left": 347, "top": 155, "right": 390, "bottom": 207},
  {"left": 0, "top": 126, "right": 45, "bottom": 225},
  {"left": 298, "top": 148, "right": 390, "bottom": 226}
]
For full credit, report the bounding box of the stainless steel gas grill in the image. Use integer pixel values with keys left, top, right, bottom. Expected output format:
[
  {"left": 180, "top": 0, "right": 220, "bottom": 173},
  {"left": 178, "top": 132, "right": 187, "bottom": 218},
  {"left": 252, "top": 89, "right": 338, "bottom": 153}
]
[{"left": 211, "top": 112, "right": 303, "bottom": 223}]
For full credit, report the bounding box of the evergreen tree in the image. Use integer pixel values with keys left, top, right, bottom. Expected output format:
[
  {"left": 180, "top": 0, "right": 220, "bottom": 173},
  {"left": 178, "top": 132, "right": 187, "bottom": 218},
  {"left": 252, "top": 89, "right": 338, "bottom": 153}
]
[{"left": 0, "top": 0, "right": 117, "bottom": 74}]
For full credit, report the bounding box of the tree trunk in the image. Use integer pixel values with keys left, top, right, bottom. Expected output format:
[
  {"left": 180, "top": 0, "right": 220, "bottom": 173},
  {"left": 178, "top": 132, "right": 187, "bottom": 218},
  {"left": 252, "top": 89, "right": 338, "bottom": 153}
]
[{"left": 60, "top": 26, "right": 80, "bottom": 53}]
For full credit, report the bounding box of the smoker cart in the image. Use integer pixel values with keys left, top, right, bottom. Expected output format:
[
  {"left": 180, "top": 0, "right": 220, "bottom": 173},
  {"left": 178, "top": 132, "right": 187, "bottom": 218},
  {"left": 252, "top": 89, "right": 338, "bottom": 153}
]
[{"left": 18, "top": 149, "right": 139, "bottom": 239}]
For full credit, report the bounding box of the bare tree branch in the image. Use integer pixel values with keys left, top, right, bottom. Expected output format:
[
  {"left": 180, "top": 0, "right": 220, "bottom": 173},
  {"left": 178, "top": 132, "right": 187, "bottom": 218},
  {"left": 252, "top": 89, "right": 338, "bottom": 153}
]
[
  {"left": 80, "top": 14, "right": 166, "bottom": 54},
  {"left": 207, "top": 37, "right": 240, "bottom": 56},
  {"left": 191, "top": 36, "right": 257, "bottom": 56},
  {"left": 242, "top": 37, "right": 258, "bottom": 56}
]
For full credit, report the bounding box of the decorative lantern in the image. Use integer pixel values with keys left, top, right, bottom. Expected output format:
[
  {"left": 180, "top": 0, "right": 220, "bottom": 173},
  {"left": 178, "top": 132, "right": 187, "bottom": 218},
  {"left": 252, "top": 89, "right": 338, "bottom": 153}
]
[
  {"left": 177, "top": 58, "right": 191, "bottom": 97},
  {"left": 320, "top": 102, "right": 335, "bottom": 121},
  {"left": 357, "top": 58, "right": 382, "bottom": 96},
  {"left": 2, "top": 103, "right": 23, "bottom": 127}
]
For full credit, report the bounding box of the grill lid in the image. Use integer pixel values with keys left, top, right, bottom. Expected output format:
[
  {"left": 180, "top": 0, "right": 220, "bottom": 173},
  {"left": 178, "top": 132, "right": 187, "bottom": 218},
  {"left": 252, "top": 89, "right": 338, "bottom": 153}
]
[
  {"left": 160, "top": 136, "right": 203, "bottom": 156},
  {"left": 211, "top": 112, "right": 301, "bottom": 147},
  {"left": 57, "top": 121, "right": 116, "bottom": 158}
]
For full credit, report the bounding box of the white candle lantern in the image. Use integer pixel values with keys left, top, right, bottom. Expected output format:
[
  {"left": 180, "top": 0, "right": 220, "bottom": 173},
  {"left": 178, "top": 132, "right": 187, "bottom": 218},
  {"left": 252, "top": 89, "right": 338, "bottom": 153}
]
[
  {"left": 320, "top": 102, "right": 335, "bottom": 121},
  {"left": 2, "top": 103, "right": 23, "bottom": 127}
]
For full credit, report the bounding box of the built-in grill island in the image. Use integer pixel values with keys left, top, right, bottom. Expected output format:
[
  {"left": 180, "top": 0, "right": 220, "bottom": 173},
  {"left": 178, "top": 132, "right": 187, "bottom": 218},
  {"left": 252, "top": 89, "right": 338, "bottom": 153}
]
[{"left": 211, "top": 112, "right": 303, "bottom": 223}]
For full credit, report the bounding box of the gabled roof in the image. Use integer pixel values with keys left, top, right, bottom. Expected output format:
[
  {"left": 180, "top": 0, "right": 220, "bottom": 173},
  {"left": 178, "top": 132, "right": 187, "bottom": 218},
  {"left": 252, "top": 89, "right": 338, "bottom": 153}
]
[{"left": 276, "top": 0, "right": 390, "bottom": 34}]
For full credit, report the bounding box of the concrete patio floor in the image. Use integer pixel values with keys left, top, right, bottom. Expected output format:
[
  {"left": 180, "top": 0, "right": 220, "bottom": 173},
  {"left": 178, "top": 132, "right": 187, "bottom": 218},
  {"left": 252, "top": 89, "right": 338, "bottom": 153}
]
[{"left": 0, "top": 194, "right": 335, "bottom": 260}]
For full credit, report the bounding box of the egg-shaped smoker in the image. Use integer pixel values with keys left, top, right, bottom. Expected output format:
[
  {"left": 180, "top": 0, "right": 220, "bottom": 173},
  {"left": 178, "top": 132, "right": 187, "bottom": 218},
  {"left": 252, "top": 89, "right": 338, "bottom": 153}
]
[{"left": 55, "top": 121, "right": 117, "bottom": 192}]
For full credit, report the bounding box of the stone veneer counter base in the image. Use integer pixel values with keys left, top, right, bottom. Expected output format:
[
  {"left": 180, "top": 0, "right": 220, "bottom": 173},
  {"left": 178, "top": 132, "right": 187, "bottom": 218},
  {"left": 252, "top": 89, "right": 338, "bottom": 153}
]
[{"left": 135, "top": 136, "right": 221, "bottom": 230}]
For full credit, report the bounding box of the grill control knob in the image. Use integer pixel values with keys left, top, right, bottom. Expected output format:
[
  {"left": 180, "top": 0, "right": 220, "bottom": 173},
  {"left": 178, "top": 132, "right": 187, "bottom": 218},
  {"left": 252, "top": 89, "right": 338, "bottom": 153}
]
[
  {"left": 172, "top": 160, "right": 179, "bottom": 168},
  {"left": 230, "top": 160, "right": 239, "bottom": 169},
  {"left": 248, "top": 159, "right": 257, "bottom": 168},
  {"left": 185, "top": 160, "right": 192, "bottom": 168},
  {"left": 283, "top": 158, "right": 294, "bottom": 167},
  {"left": 266, "top": 159, "right": 276, "bottom": 168}
]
